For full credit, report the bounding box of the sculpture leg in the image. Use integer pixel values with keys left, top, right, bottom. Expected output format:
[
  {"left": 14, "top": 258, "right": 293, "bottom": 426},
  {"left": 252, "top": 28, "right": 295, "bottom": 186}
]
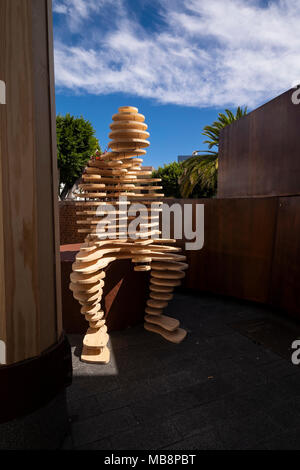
[
  {"left": 144, "top": 257, "right": 188, "bottom": 343},
  {"left": 70, "top": 243, "right": 110, "bottom": 364}
]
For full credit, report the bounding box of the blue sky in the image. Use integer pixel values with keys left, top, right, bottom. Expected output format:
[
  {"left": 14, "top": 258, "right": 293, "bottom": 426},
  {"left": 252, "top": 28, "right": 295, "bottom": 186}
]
[{"left": 53, "top": 0, "right": 300, "bottom": 168}]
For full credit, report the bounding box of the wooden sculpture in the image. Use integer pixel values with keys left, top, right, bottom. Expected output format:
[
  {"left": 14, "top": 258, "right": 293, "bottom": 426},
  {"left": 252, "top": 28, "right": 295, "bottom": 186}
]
[{"left": 70, "top": 106, "right": 188, "bottom": 363}]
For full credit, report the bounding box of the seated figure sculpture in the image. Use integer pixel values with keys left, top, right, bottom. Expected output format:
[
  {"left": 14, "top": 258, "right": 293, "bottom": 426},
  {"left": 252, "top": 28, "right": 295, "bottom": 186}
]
[{"left": 70, "top": 106, "right": 188, "bottom": 363}]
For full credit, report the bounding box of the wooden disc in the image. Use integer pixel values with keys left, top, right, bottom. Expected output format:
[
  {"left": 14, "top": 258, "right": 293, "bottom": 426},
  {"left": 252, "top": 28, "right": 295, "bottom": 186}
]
[
  {"left": 150, "top": 291, "right": 173, "bottom": 301},
  {"left": 134, "top": 265, "right": 151, "bottom": 272},
  {"left": 69, "top": 281, "right": 101, "bottom": 294},
  {"left": 73, "top": 290, "right": 102, "bottom": 303},
  {"left": 81, "top": 346, "right": 110, "bottom": 364},
  {"left": 81, "top": 304, "right": 101, "bottom": 315},
  {"left": 118, "top": 106, "right": 138, "bottom": 113},
  {"left": 132, "top": 257, "right": 152, "bottom": 263},
  {"left": 111, "top": 141, "right": 147, "bottom": 152},
  {"left": 84, "top": 311, "right": 104, "bottom": 322},
  {"left": 110, "top": 120, "right": 147, "bottom": 131},
  {"left": 146, "top": 299, "right": 168, "bottom": 309},
  {"left": 150, "top": 278, "right": 181, "bottom": 287},
  {"left": 70, "top": 271, "right": 105, "bottom": 284},
  {"left": 150, "top": 285, "right": 174, "bottom": 293},
  {"left": 144, "top": 314, "right": 179, "bottom": 332},
  {"left": 83, "top": 327, "right": 109, "bottom": 348},
  {"left": 89, "top": 319, "right": 106, "bottom": 329},
  {"left": 144, "top": 323, "right": 187, "bottom": 343},
  {"left": 112, "top": 112, "right": 145, "bottom": 122},
  {"left": 151, "top": 262, "right": 189, "bottom": 271},
  {"left": 145, "top": 307, "right": 163, "bottom": 315},
  {"left": 109, "top": 129, "right": 150, "bottom": 140},
  {"left": 151, "top": 270, "right": 186, "bottom": 280}
]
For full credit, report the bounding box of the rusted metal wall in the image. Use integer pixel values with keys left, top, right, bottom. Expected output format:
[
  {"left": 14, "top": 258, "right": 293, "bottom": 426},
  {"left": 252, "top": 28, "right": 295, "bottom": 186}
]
[
  {"left": 218, "top": 89, "right": 300, "bottom": 198},
  {"left": 61, "top": 245, "right": 149, "bottom": 333},
  {"left": 270, "top": 196, "right": 300, "bottom": 318},
  {"left": 163, "top": 197, "right": 300, "bottom": 318},
  {"left": 60, "top": 194, "right": 300, "bottom": 332}
]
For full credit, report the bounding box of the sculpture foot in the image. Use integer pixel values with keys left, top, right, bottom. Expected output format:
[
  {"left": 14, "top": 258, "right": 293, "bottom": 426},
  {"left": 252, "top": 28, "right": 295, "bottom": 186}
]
[
  {"left": 144, "top": 322, "right": 187, "bottom": 343},
  {"left": 81, "top": 346, "right": 110, "bottom": 364},
  {"left": 144, "top": 314, "right": 179, "bottom": 331}
]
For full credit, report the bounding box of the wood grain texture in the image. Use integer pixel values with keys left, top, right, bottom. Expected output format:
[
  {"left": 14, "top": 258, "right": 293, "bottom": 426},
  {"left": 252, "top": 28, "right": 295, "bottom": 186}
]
[
  {"left": 218, "top": 89, "right": 300, "bottom": 198},
  {"left": 69, "top": 106, "right": 188, "bottom": 362},
  {"left": 0, "top": 0, "right": 61, "bottom": 364},
  {"left": 46, "top": 0, "right": 63, "bottom": 337}
]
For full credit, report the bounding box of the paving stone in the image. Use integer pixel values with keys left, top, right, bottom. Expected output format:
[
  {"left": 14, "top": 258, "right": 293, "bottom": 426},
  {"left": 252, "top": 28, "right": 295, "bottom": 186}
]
[
  {"left": 60, "top": 433, "right": 73, "bottom": 450},
  {"left": 68, "top": 394, "right": 102, "bottom": 423},
  {"left": 267, "top": 398, "right": 300, "bottom": 430},
  {"left": 256, "top": 428, "right": 300, "bottom": 450},
  {"left": 109, "top": 419, "right": 181, "bottom": 450},
  {"left": 258, "top": 359, "right": 299, "bottom": 381},
  {"left": 162, "top": 425, "right": 224, "bottom": 450},
  {"left": 238, "top": 383, "right": 286, "bottom": 412},
  {"left": 71, "top": 407, "right": 137, "bottom": 447},
  {"left": 65, "top": 292, "right": 300, "bottom": 450},
  {"left": 171, "top": 394, "right": 259, "bottom": 439},
  {"left": 130, "top": 389, "right": 200, "bottom": 423},
  {"left": 216, "top": 412, "right": 284, "bottom": 449},
  {"left": 96, "top": 375, "right": 172, "bottom": 413},
  {"left": 188, "top": 377, "right": 235, "bottom": 405},
  {"left": 75, "top": 438, "right": 112, "bottom": 450}
]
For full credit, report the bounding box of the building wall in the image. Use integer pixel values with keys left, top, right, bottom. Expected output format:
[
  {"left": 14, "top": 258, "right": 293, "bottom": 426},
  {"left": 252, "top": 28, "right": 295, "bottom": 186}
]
[
  {"left": 59, "top": 197, "right": 300, "bottom": 320},
  {"left": 178, "top": 155, "right": 193, "bottom": 163},
  {"left": 59, "top": 201, "right": 85, "bottom": 245},
  {"left": 163, "top": 197, "right": 300, "bottom": 319},
  {"left": 218, "top": 88, "right": 300, "bottom": 198}
]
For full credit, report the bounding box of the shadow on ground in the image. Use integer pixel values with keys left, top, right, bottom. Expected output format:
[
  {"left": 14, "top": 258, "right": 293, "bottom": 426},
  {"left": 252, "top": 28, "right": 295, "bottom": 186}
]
[{"left": 62, "top": 292, "right": 300, "bottom": 450}]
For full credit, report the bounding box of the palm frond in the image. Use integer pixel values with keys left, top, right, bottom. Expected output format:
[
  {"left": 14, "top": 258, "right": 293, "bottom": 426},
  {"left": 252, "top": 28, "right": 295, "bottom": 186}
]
[
  {"left": 179, "top": 153, "right": 218, "bottom": 197},
  {"left": 179, "top": 106, "right": 248, "bottom": 198}
]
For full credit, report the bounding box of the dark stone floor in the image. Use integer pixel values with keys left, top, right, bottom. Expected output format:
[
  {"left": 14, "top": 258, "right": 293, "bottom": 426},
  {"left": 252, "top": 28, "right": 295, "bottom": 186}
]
[{"left": 62, "top": 292, "right": 300, "bottom": 450}]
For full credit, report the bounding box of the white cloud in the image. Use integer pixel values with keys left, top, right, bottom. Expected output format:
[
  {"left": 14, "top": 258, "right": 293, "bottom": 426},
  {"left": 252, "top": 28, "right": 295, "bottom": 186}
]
[
  {"left": 53, "top": 0, "right": 116, "bottom": 32},
  {"left": 53, "top": 0, "right": 300, "bottom": 108}
]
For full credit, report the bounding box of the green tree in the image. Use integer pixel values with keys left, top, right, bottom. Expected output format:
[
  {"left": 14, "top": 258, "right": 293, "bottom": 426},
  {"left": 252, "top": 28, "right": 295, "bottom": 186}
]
[
  {"left": 57, "top": 113, "right": 100, "bottom": 199},
  {"left": 179, "top": 107, "right": 248, "bottom": 198},
  {"left": 152, "top": 162, "right": 183, "bottom": 198}
]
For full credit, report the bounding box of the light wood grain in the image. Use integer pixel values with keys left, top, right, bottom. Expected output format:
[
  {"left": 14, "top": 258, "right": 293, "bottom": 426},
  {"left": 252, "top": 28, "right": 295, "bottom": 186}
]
[
  {"left": 69, "top": 106, "right": 188, "bottom": 362},
  {"left": 0, "top": 0, "right": 62, "bottom": 364}
]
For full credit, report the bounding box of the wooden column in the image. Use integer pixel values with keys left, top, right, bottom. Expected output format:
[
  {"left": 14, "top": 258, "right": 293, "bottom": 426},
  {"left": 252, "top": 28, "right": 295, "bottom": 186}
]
[{"left": 0, "top": 0, "right": 62, "bottom": 365}]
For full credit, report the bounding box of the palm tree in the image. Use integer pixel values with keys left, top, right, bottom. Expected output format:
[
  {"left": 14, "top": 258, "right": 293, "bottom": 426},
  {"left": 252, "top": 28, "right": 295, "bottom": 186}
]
[{"left": 179, "top": 107, "right": 248, "bottom": 197}]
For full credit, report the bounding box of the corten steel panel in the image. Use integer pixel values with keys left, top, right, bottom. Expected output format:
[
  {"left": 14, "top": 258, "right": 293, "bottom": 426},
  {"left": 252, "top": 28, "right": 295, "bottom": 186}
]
[
  {"left": 162, "top": 198, "right": 207, "bottom": 290},
  {"left": 218, "top": 89, "right": 300, "bottom": 198},
  {"left": 61, "top": 245, "right": 149, "bottom": 334},
  {"left": 163, "top": 198, "right": 277, "bottom": 303},
  {"left": 203, "top": 198, "right": 277, "bottom": 302},
  {"left": 270, "top": 196, "right": 300, "bottom": 317}
]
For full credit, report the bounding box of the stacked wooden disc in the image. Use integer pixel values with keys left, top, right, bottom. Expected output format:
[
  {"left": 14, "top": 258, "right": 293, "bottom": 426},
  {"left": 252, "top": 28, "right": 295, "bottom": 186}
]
[
  {"left": 144, "top": 257, "right": 188, "bottom": 343},
  {"left": 70, "top": 106, "right": 188, "bottom": 363}
]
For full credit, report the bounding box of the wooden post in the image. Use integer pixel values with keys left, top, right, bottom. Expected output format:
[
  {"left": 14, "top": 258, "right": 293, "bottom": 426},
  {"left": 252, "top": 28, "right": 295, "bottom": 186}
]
[{"left": 0, "top": 0, "right": 63, "bottom": 364}]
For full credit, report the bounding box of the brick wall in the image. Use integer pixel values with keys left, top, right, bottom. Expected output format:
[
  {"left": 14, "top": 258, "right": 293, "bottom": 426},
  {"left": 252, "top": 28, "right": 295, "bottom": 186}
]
[{"left": 59, "top": 201, "right": 85, "bottom": 245}]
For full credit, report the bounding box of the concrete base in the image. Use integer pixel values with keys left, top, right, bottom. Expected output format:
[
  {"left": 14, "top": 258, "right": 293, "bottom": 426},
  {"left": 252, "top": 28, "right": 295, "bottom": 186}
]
[{"left": 0, "top": 391, "right": 69, "bottom": 449}]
